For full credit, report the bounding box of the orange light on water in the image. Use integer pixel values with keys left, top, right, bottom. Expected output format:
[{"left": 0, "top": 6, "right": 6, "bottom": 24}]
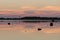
[{"left": 42, "top": 27, "right": 60, "bottom": 33}]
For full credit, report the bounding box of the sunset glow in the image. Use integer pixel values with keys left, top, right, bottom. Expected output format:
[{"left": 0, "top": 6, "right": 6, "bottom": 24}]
[
  {"left": 40, "top": 6, "right": 60, "bottom": 11},
  {"left": 42, "top": 27, "right": 60, "bottom": 33},
  {"left": 0, "top": 0, "right": 60, "bottom": 40}
]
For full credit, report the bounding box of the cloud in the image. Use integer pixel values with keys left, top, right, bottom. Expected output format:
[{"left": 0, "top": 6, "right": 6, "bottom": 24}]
[
  {"left": 0, "top": 6, "right": 60, "bottom": 17},
  {"left": 20, "top": 6, "right": 60, "bottom": 11},
  {"left": 20, "top": 6, "right": 38, "bottom": 10},
  {"left": 20, "top": 6, "right": 60, "bottom": 17},
  {"left": 39, "top": 6, "right": 60, "bottom": 11},
  {"left": 0, "top": 9, "right": 25, "bottom": 15}
]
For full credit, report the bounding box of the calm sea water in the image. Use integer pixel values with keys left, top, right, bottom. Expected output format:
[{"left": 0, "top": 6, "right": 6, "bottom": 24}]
[
  {"left": 0, "top": 20, "right": 60, "bottom": 40},
  {"left": 0, "top": 20, "right": 60, "bottom": 28}
]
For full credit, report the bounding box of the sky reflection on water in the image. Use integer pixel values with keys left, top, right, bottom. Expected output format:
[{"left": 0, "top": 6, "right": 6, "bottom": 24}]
[{"left": 0, "top": 21, "right": 60, "bottom": 40}]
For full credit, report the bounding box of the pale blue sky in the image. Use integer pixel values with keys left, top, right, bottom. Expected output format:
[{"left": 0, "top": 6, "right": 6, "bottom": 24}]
[{"left": 0, "top": 0, "right": 60, "bottom": 9}]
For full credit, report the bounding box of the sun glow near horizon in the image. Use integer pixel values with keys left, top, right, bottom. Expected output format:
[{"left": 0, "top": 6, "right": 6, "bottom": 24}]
[{"left": 0, "top": 6, "right": 60, "bottom": 15}]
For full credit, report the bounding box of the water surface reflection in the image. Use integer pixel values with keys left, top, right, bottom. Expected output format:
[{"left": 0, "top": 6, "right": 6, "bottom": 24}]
[{"left": 0, "top": 20, "right": 60, "bottom": 33}]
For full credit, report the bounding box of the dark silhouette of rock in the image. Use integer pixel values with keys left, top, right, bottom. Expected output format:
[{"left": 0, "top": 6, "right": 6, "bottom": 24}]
[
  {"left": 8, "top": 23, "right": 10, "bottom": 25},
  {"left": 50, "top": 22, "right": 53, "bottom": 26},
  {"left": 38, "top": 28, "right": 42, "bottom": 31}
]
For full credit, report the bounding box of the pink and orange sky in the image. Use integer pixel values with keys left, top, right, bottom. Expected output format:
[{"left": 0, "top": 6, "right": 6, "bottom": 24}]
[{"left": 0, "top": 6, "right": 60, "bottom": 17}]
